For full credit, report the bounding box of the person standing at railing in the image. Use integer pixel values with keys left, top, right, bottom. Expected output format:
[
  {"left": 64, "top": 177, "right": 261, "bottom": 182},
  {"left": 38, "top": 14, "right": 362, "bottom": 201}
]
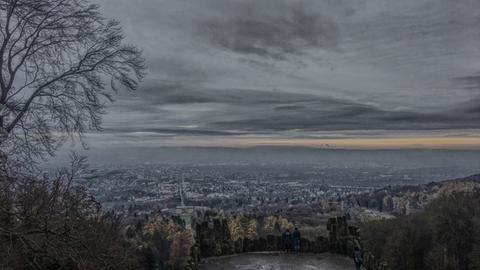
[{"left": 293, "top": 228, "right": 301, "bottom": 252}]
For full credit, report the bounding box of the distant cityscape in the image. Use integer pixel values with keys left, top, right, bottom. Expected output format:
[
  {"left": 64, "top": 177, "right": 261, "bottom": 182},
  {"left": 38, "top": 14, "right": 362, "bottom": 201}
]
[{"left": 73, "top": 162, "right": 477, "bottom": 216}]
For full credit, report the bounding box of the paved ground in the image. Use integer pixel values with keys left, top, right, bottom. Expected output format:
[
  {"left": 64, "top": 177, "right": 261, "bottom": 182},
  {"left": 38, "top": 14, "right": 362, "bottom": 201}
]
[{"left": 199, "top": 252, "right": 354, "bottom": 270}]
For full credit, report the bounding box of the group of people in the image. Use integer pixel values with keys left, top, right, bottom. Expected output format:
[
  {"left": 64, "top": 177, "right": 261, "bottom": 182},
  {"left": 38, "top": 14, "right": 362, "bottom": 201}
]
[{"left": 281, "top": 228, "right": 301, "bottom": 252}]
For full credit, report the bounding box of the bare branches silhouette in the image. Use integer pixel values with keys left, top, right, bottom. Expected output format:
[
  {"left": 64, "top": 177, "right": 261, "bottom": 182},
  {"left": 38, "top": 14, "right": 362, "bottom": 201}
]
[{"left": 0, "top": 0, "right": 146, "bottom": 165}]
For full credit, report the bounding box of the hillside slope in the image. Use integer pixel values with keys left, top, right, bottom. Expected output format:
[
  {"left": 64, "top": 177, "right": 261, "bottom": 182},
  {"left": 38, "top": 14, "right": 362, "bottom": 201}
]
[{"left": 348, "top": 174, "right": 480, "bottom": 215}]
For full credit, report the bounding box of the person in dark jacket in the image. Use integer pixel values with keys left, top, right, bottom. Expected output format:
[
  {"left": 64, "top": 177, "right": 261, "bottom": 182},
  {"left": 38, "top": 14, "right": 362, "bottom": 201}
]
[
  {"left": 353, "top": 246, "right": 364, "bottom": 270},
  {"left": 282, "top": 229, "right": 292, "bottom": 252},
  {"left": 292, "top": 228, "right": 301, "bottom": 252}
]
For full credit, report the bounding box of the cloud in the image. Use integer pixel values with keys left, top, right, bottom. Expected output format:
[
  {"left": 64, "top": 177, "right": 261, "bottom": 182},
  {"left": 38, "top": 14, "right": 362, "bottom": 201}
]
[
  {"left": 201, "top": 0, "right": 338, "bottom": 59},
  {"left": 451, "top": 75, "right": 480, "bottom": 113},
  {"left": 210, "top": 107, "right": 480, "bottom": 132},
  {"left": 107, "top": 82, "right": 480, "bottom": 135},
  {"left": 453, "top": 74, "right": 480, "bottom": 91},
  {"left": 93, "top": 0, "right": 480, "bottom": 145},
  {"left": 120, "top": 81, "right": 379, "bottom": 109},
  {"left": 106, "top": 127, "right": 243, "bottom": 137}
]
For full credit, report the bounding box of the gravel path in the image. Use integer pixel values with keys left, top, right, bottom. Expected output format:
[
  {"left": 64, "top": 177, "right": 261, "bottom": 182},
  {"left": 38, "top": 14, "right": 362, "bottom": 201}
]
[{"left": 199, "top": 252, "right": 354, "bottom": 270}]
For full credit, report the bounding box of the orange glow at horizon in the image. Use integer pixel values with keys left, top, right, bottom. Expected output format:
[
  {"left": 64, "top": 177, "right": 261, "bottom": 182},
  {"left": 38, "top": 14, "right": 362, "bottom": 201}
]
[
  {"left": 92, "top": 132, "right": 480, "bottom": 149},
  {"left": 244, "top": 137, "right": 480, "bottom": 149},
  {"left": 155, "top": 136, "right": 480, "bottom": 149}
]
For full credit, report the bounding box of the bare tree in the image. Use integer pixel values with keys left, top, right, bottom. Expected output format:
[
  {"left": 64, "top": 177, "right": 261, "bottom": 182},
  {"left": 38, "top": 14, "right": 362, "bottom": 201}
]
[
  {"left": 0, "top": 0, "right": 146, "bottom": 165},
  {"left": 0, "top": 157, "right": 141, "bottom": 269}
]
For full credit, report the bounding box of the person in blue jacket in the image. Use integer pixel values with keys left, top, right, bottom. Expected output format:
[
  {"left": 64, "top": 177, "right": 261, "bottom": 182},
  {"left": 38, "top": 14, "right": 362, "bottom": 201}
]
[
  {"left": 353, "top": 246, "right": 364, "bottom": 270},
  {"left": 292, "top": 228, "right": 301, "bottom": 252},
  {"left": 282, "top": 229, "right": 292, "bottom": 252}
]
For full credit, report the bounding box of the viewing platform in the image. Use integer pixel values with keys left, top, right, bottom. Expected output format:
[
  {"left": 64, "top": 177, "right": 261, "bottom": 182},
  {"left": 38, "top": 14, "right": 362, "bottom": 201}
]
[{"left": 199, "top": 252, "right": 352, "bottom": 270}]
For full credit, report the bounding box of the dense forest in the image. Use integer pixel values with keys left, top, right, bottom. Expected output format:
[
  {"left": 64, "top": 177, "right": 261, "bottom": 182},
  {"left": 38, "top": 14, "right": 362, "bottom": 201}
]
[{"left": 360, "top": 189, "right": 480, "bottom": 270}]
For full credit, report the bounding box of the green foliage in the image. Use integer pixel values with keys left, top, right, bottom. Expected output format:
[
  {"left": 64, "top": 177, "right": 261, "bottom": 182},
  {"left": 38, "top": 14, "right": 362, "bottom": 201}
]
[{"left": 360, "top": 189, "right": 480, "bottom": 270}]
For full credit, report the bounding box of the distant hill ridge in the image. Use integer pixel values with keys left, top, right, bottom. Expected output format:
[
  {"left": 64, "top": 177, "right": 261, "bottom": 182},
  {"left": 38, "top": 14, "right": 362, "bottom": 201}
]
[{"left": 349, "top": 174, "right": 480, "bottom": 215}]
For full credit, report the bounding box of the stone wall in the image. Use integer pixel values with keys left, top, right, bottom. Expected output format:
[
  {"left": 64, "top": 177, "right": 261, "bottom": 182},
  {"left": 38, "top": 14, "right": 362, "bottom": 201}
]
[
  {"left": 194, "top": 219, "right": 332, "bottom": 256},
  {"left": 327, "top": 216, "right": 360, "bottom": 255},
  {"left": 185, "top": 216, "right": 361, "bottom": 269},
  {"left": 184, "top": 216, "right": 389, "bottom": 270}
]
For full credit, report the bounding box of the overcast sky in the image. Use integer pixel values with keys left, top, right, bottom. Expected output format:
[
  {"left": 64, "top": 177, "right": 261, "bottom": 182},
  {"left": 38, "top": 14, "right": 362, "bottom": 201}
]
[{"left": 89, "top": 0, "right": 480, "bottom": 149}]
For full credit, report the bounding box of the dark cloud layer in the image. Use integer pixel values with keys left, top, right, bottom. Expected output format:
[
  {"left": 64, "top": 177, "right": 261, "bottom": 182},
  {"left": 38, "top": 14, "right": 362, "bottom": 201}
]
[
  {"left": 110, "top": 83, "right": 480, "bottom": 135},
  {"left": 95, "top": 0, "right": 480, "bottom": 144},
  {"left": 106, "top": 127, "right": 241, "bottom": 137},
  {"left": 203, "top": 1, "right": 337, "bottom": 59},
  {"left": 453, "top": 74, "right": 480, "bottom": 91},
  {"left": 208, "top": 98, "right": 480, "bottom": 132}
]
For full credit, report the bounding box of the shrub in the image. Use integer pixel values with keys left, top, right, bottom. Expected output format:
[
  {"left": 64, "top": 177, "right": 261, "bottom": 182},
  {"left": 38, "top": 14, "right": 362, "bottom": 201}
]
[
  {"left": 0, "top": 174, "right": 139, "bottom": 270},
  {"left": 360, "top": 189, "right": 480, "bottom": 270}
]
